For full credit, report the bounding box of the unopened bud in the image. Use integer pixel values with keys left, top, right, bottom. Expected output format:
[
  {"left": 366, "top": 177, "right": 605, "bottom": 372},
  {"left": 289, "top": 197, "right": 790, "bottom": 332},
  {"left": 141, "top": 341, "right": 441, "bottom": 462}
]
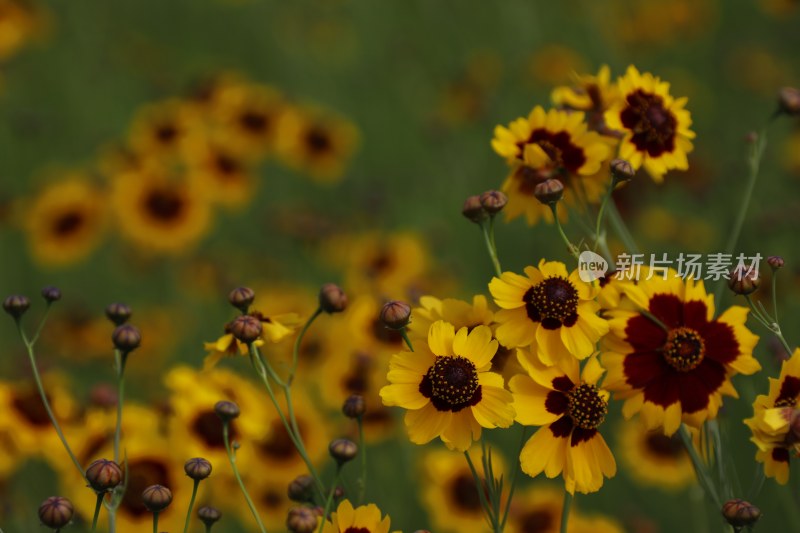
[
  {"left": 228, "top": 315, "right": 262, "bottom": 344},
  {"left": 722, "top": 499, "right": 761, "bottom": 528},
  {"left": 184, "top": 457, "right": 212, "bottom": 480},
  {"left": 778, "top": 87, "right": 800, "bottom": 116},
  {"left": 610, "top": 159, "right": 635, "bottom": 182},
  {"left": 89, "top": 384, "right": 118, "bottom": 408},
  {"left": 41, "top": 286, "right": 62, "bottom": 303},
  {"left": 38, "top": 496, "right": 74, "bottom": 530},
  {"left": 112, "top": 324, "right": 141, "bottom": 352},
  {"left": 329, "top": 438, "right": 358, "bottom": 465},
  {"left": 3, "top": 295, "right": 30, "bottom": 319},
  {"left": 479, "top": 190, "right": 508, "bottom": 215},
  {"left": 462, "top": 195, "right": 487, "bottom": 223},
  {"left": 105, "top": 302, "right": 132, "bottom": 325},
  {"left": 214, "top": 400, "right": 240, "bottom": 422},
  {"left": 728, "top": 265, "right": 760, "bottom": 295},
  {"left": 380, "top": 300, "right": 411, "bottom": 330},
  {"left": 287, "top": 507, "right": 318, "bottom": 533},
  {"left": 228, "top": 287, "right": 255, "bottom": 312},
  {"left": 342, "top": 394, "right": 366, "bottom": 419},
  {"left": 85, "top": 459, "right": 123, "bottom": 493},
  {"left": 288, "top": 475, "right": 315, "bottom": 503},
  {"left": 533, "top": 178, "right": 564, "bottom": 205},
  {"left": 142, "top": 484, "right": 173, "bottom": 513},
  {"left": 197, "top": 505, "right": 222, "bottom": 527},
  {"left": 319, "top": 283, "right": 348, "bottom": 314},
  {"left": 768, "top": 256, "right": 784, "bottom": 270}
]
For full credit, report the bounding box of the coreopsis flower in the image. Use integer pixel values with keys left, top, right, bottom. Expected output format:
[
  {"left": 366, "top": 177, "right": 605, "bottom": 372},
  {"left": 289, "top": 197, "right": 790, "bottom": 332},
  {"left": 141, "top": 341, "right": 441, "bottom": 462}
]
[
  {"left": 203, "top": 311, "right": 299, "bottom": 369},
  {"left": 604, "top": 66, "right": 695, "bottom": 182},
  {"left": 491, "top": 106, "right": 612, "bottom": 225},
  {"left": 744, "top": 349, "right": 800, "bottom": 484},
  {"left": 618, "top": 422, "right": 695, "bottom": 490},
  {"left": 506, "top": 485, "right": 625, "bottom": 533},
  {"left": 602, "top": 273, "right": 760, "bottom": 435},
  {"left": 511, "top": 351, "right": 616, "bottom": 494},
  {"left": 407, "top": 294, "right": 495, "bottom": 345},
  {"left": 127, "top": 99, "right": 201, "bottom": 162},
  {"left": 380, "top": 320, "right": 515, "bottom": 451},
  {"left": 321, "top": 500, "right": 399, "bottom": 533},
  {"left": 551, "top": 65, "right": 621, "bottom": 133},
  {"left": 489, "top": 260, "right": 608, "bottom": 365},
  {"left": 185, "top": 133, "right": 257, "bottom": 210}
]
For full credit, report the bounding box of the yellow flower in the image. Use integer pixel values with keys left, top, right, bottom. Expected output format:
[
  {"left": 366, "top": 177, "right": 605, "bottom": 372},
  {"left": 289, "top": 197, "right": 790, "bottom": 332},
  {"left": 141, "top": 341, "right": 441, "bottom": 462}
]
[
  {"left": 604, "top": 65, "right": 695, "bottom": 182},
  {"left": 202, "top": 310, "right": 299, "bottom": 369},
  {"left": 22, "top": 176, "right": 107, "bottom": 267},
  {"left": 127, "top": 99, "right": 202, "bottom": 162},
  {"left": 380, "top": 320, "right": 514, "bottom": 452},
  {"left": 505, "top": 484, "right": 624, "bottom": 533},
  {"left": 744, "top": 349, "right": 800, "bottom": 484},
  {"left": 602, "top": 272, "right": 760, "bottom": 435},
  {"left": 0, "top": 0, "right": 42, "bottom": 61},
  {"left": 321, "top": 500, "right": 399, "bottom": 533},
  {"left": 527, "top": 45, "right": 588, "bottom": 87},
  {"left": 489, "top": 260, "right": 608, "bottom": 365},
  {"left": 551, "top": 65, "right": 621, "bottom": 137},
  {"left": 185, "top": 133, "right": 258, "bottom": 210},
  {"left": 511, "top": 352, "right": 616, "bottom": 494},
  {"left": 617, "top": 422, "right": 695, "bottom": 490},
  {"left": 407, "top": 294, "right": 494, "bottom": 345}
]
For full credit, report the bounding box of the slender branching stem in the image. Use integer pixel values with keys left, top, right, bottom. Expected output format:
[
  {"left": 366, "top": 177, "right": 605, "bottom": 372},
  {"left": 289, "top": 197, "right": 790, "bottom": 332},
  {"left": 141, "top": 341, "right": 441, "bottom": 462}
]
[{"left": 223, "top": 422, "right": 267, "bottom": 533}]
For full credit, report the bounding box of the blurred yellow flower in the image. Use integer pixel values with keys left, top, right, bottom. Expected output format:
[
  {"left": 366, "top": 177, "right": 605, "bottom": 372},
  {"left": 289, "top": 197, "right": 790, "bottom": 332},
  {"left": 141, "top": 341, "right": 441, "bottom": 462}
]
[
  {"left": 618, "top": 422, "right": 695, "bottom": 490},
  {"left": 321, "top": 500, "right": 399, "bottom": 533}
]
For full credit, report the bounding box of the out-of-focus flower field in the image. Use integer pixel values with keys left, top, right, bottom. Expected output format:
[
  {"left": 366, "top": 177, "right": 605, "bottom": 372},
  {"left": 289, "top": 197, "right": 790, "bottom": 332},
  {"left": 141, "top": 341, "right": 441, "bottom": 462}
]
[{"left": 2, "top": 0, "right": 800, "bottom": 532}]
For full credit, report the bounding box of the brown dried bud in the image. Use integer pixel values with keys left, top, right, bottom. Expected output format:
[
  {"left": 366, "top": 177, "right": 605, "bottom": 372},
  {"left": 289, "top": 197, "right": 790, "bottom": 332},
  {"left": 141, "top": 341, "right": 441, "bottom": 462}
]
[
  {"left": 768, "top": 256, "right": 784, "bottom": 270},
  {"left": 184, "top": 457, "right": 212, "bottom": 480},
  {"left": 112, "top": 324, "right": 141, "bottom": 352},
  {"left": 533, "top": 178, "right": 564, "bottom": 205},
  {"left": 380, "top": 300, "right": 411, "bottom": 330},
  {"left": 479, "top": 190, "right": 508, "bottom": 215},
  {"left": 228, "top": 315, "right": 262, "bottom": 344},
  {"left": 342, "top": 394, "right": 366, "bottom": 419},
  {"left": 319, "top": 283, "right": 348, "bottom": 314},
  {"left": 228, "top": 287, "right": 255, "bottom": 312},
  {"left": 286, "top": 507, "right": 318, "bottom": 533},
  {"left": 142, "top": 484, "right": 173, "bottom": 513},
  {"left": 3, "top": 295, "right": 30, "bottom": 319},
  {"left": 38, "top": 496, "right": 74, "bottom": 529},
  {"left": 728, "top": 265, "right": 760, "bottom": 295},
  {"left": 778, "top": 87, "right": 800, "bottom": 116},
  {"left": 288, "top": 474, "right": 316, "bottom": 503},
  {"left": 105, "top": 302, "right": 132, "bottom": 325},
  {"left": 610, "top": 158, "right": 635, "bottom": 182},
  {"left": 85, "top": 459, "right": 123, "bottom": 493},
  {"left": 462, "top": 195, "right": 487, "bottom": 223},
  {"left": 722, "top": 499, "right": 761, "bottom": 528},
  {"left": 214, "top": 400, "right": 240, "bottom": 422},
  {"left": 41, "top": 286, "right": 62, "bottom": 303},
  {"left": 329, "top": 438, "right": 358, "bottom": 465},
  {"left": 197, "top": 505, "right": 222, "bottom": 527}
]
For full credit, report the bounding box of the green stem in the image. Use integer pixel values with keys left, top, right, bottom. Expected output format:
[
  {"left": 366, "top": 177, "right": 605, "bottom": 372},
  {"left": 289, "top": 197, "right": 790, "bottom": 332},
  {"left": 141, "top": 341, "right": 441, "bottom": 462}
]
[
  {"left": 357, "top": 417, "right": 367, "bottom": 505},
  {"left": 678, "top": 424, "right": 721, "bottom": 508},
  {"left": 113, "top": 350, "right": 126, "bottom": 464},
  {"left": 464, "top": 451, "right": 495, "bottom": 527},
  {"left": 594, "top": 178, "right": 618, "bottom": 249},
  {"left": 707, "top": 420, "right": 731, "bottom": 501},
  {"left": 318, "top": 466, "right": 342, "bottom": 533},
  {"left": 744, "top": 296, "right": 793, "bottom": 356},
  {"left": 223, "top": 422, "right": 267, "bottom": 533},
  {"left": 91, "top": 493, "right": 104, "bottom": 531},
  {"left": 183, "top": 479, "right": 200, "bottom": 533},
  {"left": 30, "top": 303, "right": 53, "bottom": 345},
  {"left": 399, "top": 329, "right": 414, "bottom": 352},
  {"left": 606, "top": 200, "right": 638, "bottom": 254},
  {"left": 559, "top": 492, "right": 573, "bottom": 533},
  {"left": 152, "top": 512, "right": 159, "bottom": 533},
  {"left": 481, "top": 219, "right": 503, "bottom": 277},
  {"left": 289, "top": 307, "right": 323, "bottom": 385},
  {"left": 549, "top": 204, "right": 579, "bottom": 260},
  {"left": 500, "top": 426, "right": 529, "bottom": 531},
  {"left": 205, "top": 524, "right": 213, "bottom": 533}
]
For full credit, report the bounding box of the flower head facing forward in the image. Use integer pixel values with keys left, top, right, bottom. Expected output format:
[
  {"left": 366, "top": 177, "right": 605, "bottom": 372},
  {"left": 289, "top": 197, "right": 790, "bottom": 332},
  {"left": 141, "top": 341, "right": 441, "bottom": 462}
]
[
  {"left": 602, "top": 272, "right": 760, "bottom": 435},
  {"left": 321, "top": 500, "right": 399, "bottom": 533},
  {"left": 490, "top": 260, "right": 609, "bottom": 365},
  {"left": 380, "top": 321, "right": 514, "bottom": 451}
]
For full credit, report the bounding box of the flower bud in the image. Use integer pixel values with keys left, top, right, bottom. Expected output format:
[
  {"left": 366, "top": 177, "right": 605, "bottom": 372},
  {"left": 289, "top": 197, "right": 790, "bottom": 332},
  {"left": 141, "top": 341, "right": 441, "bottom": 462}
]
[
  {"left": 479, "top": 190, "right": 508, "bottom": 215},
  {"left": 380, "top": 300, "right": 411, "bottom": 330},
  {"left": 722, "top": 499, "right": 761, "bottom": 528},
  {"left": 105, "top": 302, "right": 132, "bottom": 325},
  {"left": 288, "top": 474, "right": 316, "bottom": 503},
  {"left": 142, "top": 484, "right": 173, "bottom": 513},
  {"left": 228, "top": 315, "right": 262, "bottom": 344},
  {"left": 228, "top": 287, "right": 255, "bottom": 312},
  {"left": 610, "top": 159, "right": 635, "bottom": 182},
  {"left": 184, "top": 457, "right": 212, "bottom": 480},
  {"left": 38, "top": 496, "right": 74, "bottom": 530},
  {"left": 462, "top": 195, "right": 487, "bottom": 223},
  {"left": 41, "top": 286, "right": 62, "bottom": 303},
  {"left": 319, "top": 283, "right": 348, "bottom": 314},
  {"left": 342, "top": 394, "right": 366, "bottom": 419},
  {"left": 329, "top": 438, "right": 358, "bottom": 465},
  {"left": 112, "top": 324, "right": 141, "bottom": 352},
  {"left": 89, "top": 384, "right": 119, "bottom": 408},
  {"left": 728, "top": 265, "right": 760, "bottom": 295},
  {"left": 533, "top": 178, "right": 564, "bottom": 205},
  {"left": 768, "top": 256, "right": 784, "bottom": 270},
  {"left": 214, "top": 400, "right": 240, "bottom": 422},
  {"left": 3, "top": 295, "right": 30, "bottom": 319},
  {"left": 287, "top": 507, "right": 318, "bottom": 533},
  {"left": 778, "top": 87, "right": 800, "bottom": 116},
  {"left": 85, "top": 459, "right": 123, "bottom": 493},
  {"left": 197, "top": 505, "right": 222, "bottom": 527}
]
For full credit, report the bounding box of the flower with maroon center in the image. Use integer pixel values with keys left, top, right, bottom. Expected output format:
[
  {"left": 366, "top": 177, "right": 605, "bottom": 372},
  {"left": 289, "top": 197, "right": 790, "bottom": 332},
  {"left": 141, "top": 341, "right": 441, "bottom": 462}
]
[
  {"left": 510, "top": 352, "right": 616, "bottom": 494},
  {"left": 490, "top": 259, "right": 609, "bottom": 365},
  {"left": 380, "top": 321, "right": 514, "bottom": 452},
  {"left": 745, "top": 348, "right": 800, "bottom": 485},
  {"left": 604, "top": 65, "right": 695, "bottom": 183},
  {"left": 618, "top": 422, "right": 695, "bottom": 491},
  {"left": 490, "top": 105, "right": 612, "bottom": 225},
  {"left": 321, "top": 499, "right": 399, "bottom": 533},
  {"left": 602, "top": 272, "right": 760, "bottom": 435}
]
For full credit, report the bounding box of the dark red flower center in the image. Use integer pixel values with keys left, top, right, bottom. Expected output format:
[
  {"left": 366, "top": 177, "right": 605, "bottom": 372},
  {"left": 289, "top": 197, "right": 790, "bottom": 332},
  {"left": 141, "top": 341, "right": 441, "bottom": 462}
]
[
  {"left": 448, "top": 473, "right": 483, "bottom": 511},
  {"left": 644, "top": 432, "right": 685, "bottom": 459},
  {"left": 567, "top": 384, "right": 607, "bottom": 430},
  {"left": 420, "top": 356, "right": 481, "bottom": 412},
  {"left": 120, "top": 459, "right": 170, "bottom": 517},
  {"left": 524, "top": 276, "right": 579, "bottom": 329},
  {"left": 51, "top": 210, "right": 86, "bottom": 237},
  {"left": 144, "top": 187, "right": 185, "bottom": 222},
  {"left": 663, "top": 327, "right": 705, "bottom": 372},
  {"left": 155, "top": 123, "right": 179, "bottom": 144},
  {"left": 305, "top": 127, "right": 332, "bottom": 155},
  {"left": 192, "top": 410, "right": 238, "bottom": 449},
  {"left": 516, "top": 128, "right": 587, "bottom": 174},
  {"left": 343, "top": 528, "right": 371, "bottom": 533},
  {"left": 619, "top": 89, "right": 677, "bottom": 157},
  {"left": 518, "top": 509, "right": 556, "bottom": 533},
  {"left": 239, "top": 110, "right": 269, "bottom": 133}
]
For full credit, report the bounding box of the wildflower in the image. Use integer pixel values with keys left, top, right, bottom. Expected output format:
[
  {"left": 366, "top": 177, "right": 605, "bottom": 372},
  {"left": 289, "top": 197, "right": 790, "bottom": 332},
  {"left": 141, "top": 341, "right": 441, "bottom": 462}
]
[
  {"left": 203, "top": 311, "right": 298, "bottom": 369},
  {"left": 551, "top": 65, "right": 620, "bottom": 127},
  {"left": 505, "top": 485, "right": 624, "bottom": 533},
  {"left": 127, "top": 99, "right": 200, "bottom": 161},
  {"left": 185, "top": 133, "right": 257, "bottom": 210},
  {"left": 38, "top": 496, "right": 74, "bottom": 530},
  {"left": 617, "top": 423, "right": 694, "bottom": 490},
  {"left": 722, "top": 499, "right": 761, "bottom": 528},
  {"left": 489, "top": 260, "right": 608, "bottom": 365},
  {"left": 85, "top": 459, "right": 123, "bottom": 493},
  {"left": 329, "top": 438, "right": 359, "bottom": 465},
  {"left": 407, "top": 294, "right": 494, "bottom": 346},
  {"left": 380, "top": 300, "right": 411, "bottom": 330},
  {"left": 142, "top": 484, "right": 173, "bottom": 512},
  {"left": 184, "top": 457, "right": 212, "bottom": 480},
  {"left": 602, "top": 272, "right": 760, "bottom": 435},
  {"left": 604, "top": 66, "right": 695, "bottom": 182},
  {"left": 321, "top": 500, "right": 399, "bottom": 533},
  {"left": 380, "top": 320, "right": 514, "bottom": 451}
]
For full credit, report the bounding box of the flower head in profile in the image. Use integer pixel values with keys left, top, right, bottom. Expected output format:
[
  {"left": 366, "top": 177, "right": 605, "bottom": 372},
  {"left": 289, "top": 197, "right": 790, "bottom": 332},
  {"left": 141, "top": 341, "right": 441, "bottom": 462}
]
[
  {"left": 321, "top": 500, "right": 399, "bottom": 533},
  {"left": 203, "top": 311, "right": 300, "bottom": 369},
  {"left": 745, "top": 349, "right": 800, "bottom": 484},
  {"left": 602, "top": 272, "right": 760, "bottom": 435},
  {"left": 490, "top": 260, "right": 608, "bottom": 365},
  {"left": 551, "top": 65, "right": 621, "bottom": 135},
  {"left": 380, "top": 321, "right": 515, "bottom": 451},
  {"left": 511, "top": 352, "right": 616, "bottom": 494},
  {"left": 604, "top": 65, "right": 695, "bottom": 182}
]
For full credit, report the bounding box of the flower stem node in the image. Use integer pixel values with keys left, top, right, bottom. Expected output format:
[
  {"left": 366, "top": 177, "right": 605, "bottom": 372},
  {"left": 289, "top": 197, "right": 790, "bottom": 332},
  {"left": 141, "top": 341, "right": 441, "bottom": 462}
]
[
  {"left": 767, "top": 255, "right": 785, "bottom": 270},
  {"left": 286, "top": 507, "right": 318, "bottom": 533},
  {"left": 197, "top": 505, "right": 222, "bottom": 527},
  {"left": 533, "top": 178, "right": 565, "bottom": 205},
  {"left": 3, "top": 295, "right": 30, "bottom": 319},
  {"left": 142, "top": 484, "right": 173, "bottom": 513},
  {"left": 728, "top": 265, "right": 760, "bottom": 295},
  {"left": 41, "top": 286, "right": 62, "bottom": 303},
  {"left": 105, "top": 302, "right": 132, "bottom": 325},
  {"left": 610, "top": 158, "right": 635, "bottom": 182},
  {"left": 721, "top": 499, "right": 761, "bottom": 528},
  {"left": 214, "top": 400, "right": 240, "bottom": 422},
  {"left": 184, "top": 457, "right": 213, "bottom": 480},
  {"left": 85, "top": 458, "right": 123, "bottom": 493},
  {"left": 329, "top": 438, "right": 359, "bottom": 465},
  {"left": 778, "top": 87, "right": 800, "bottom": 116},
  {"left": 319, "top": 283, "right": 348, "bottom": 313},
  {"left": 38, "top": 496, "right": 74, "bottom": 530},
  {"left": 112, "top": 324, "right": 141, "bottom": 353},
  {"left": 288, "top": 474, "right": 316, "bottom": 503},
  {"left": 228, "top": 315, "right": 262, "bottom": 344},
  {"left": 462, "top": 195, "right": 488, "bottom": 223},
  {"left": 342, "top": 394, "right": 366, "bottom": 419},
  {"left": 228, "top": 287, "right": 256, "bottom": 313},
  {"left": 380, "top": 300, "right": 411, "bottom": 330},
  {"left": 479, "top": 190, "right": 508, "bottom": 215}
]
